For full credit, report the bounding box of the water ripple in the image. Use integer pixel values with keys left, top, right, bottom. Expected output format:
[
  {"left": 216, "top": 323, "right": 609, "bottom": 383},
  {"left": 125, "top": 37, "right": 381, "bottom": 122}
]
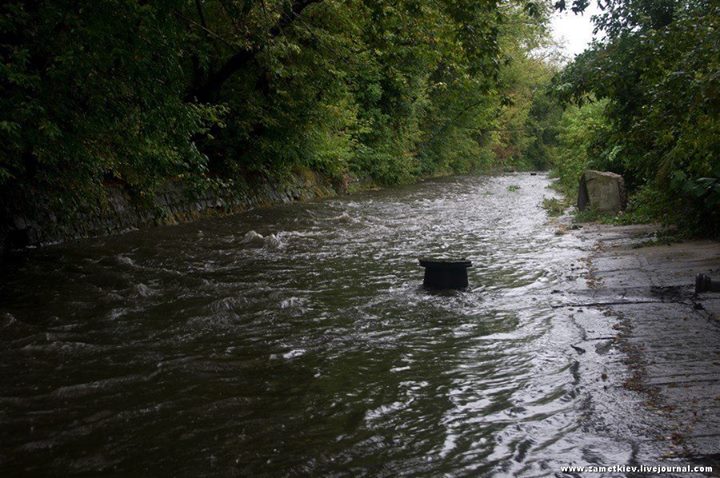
[{"left": 0, "top": 174, "right": 623, "bottom": 476}]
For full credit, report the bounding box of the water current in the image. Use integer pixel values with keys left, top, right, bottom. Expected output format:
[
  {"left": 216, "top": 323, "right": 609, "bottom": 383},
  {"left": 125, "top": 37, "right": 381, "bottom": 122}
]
[{"left": 0, "top": 174, "right": 638, "bottom": 476}]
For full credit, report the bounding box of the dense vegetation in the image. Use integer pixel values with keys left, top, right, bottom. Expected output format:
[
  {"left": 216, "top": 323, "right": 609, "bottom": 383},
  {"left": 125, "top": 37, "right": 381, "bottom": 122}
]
[
  {"left": 548, "top": 0, "right": 720, "bottom": 236},
  {"left": 1, "top": 0, "right": 557, "bottom": 221},
  {"left": 2, "top": 0, "right": 718, "bottom": 237}
]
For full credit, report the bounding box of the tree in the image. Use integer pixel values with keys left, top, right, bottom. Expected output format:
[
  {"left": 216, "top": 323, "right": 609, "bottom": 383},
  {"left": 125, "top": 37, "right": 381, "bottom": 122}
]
[
  {"left": 1, "top": 0, "right": 561, "bottom": 225},
  {"left": 554, "top": 0, "right": 720, "bottom": 235},
  {"left": 1, "top": 1, "right": 219, "bottom": 212}
]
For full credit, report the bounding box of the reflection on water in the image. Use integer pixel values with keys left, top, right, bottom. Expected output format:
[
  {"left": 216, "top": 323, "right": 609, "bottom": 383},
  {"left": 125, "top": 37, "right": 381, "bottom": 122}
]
[{"left": 1, "top": 174, "right": 625, "bottom": 476}]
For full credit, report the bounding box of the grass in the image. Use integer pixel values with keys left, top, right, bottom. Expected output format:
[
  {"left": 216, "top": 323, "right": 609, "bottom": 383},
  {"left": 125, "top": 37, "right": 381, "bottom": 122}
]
[
  {"left": 573, "top": 208, "right": 613, "bottom": 224},
  {"left": 507, "top": 184, "right": 520, "bottom": 192},
  {"left": 570, "top": 199, "right": 683, "bottom": 247},
  {"left": 542, "top": 197, "right": 570, "bottom": 217},
  {"left": 573, "top": 206, "right": 660, "bottom": 226}
]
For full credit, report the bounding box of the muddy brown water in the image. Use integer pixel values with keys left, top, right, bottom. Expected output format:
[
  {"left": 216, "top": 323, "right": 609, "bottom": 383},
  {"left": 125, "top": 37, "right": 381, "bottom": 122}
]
[{"left": 1, "top": 174, "right": 648, "bottom": 476}]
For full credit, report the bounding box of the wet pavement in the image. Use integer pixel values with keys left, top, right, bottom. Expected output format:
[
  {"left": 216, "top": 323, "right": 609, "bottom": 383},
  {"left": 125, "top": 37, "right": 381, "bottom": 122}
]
[{"left": 562, "top": 222, "right": 720, "bottom": 475}]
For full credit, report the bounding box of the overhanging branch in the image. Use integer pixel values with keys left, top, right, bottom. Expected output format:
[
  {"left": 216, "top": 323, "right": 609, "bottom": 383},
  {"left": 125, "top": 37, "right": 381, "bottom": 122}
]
[{"left": 187, "top": 0, "right": 322, "bottom": 103}]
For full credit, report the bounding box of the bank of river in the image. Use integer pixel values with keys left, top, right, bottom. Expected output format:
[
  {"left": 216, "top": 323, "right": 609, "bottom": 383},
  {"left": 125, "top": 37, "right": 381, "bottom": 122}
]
[
  {"left": 0, "top": 174, "right": 713, "bottom": 476},
  {"left": 0, "top": 170, "right": 339, "bottom": 252}
]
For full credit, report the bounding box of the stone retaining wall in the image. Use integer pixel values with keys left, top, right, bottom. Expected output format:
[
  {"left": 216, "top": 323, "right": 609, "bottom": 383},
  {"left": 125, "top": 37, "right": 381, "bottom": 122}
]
[{"left": 1, "top": 172, "right": 340, "bottom": 252}]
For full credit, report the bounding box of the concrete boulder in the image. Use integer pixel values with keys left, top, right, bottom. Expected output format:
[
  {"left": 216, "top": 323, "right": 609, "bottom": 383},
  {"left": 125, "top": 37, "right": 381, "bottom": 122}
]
[{"left": 577, "top": 170, "right": 627, "bottom": 213}]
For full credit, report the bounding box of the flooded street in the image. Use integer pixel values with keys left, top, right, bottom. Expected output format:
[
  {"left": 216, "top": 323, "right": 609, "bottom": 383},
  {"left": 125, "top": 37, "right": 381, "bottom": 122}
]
[{"left": 0, "top": 174, "right": 671, "bottom": 476}]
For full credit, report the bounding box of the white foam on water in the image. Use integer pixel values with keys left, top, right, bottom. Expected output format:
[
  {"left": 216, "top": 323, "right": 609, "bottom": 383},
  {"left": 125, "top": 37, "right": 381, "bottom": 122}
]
[
  {"left": 242, "top": 230, "right": 265, "bottom": 244},
  {"left": 282, "top": 349, "right": 306, "bottom": 359},
  {"left": 279, "top": 297, "right": 306, "bottom": 309},
  {"left": 242, "top": 230, "right": 284, "bottom": 249},
  {"left": 134, "top": 283, "right": 153, "bottom": 297},
  {"left": 116, "top": 255, "right": 136, "bottom": 267}
]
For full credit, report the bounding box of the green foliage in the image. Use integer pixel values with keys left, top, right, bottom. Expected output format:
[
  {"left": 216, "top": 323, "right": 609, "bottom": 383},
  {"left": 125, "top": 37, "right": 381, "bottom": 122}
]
[
  {"left": 0, "top": 1, "right": 221, "bottom": 214},
  {"left": 521, "top": 88, "right": 564, "bottom": 170},
  {"left": 542, "top": 196, "right": 569, "bottom": 216},
  {"left": 1, "top": 0, "right": 558, "bottom": 223},
  {"left": 491, "top": 6, "right": 562, "bottom": 171},
  {"left": 572, "top": 208, "right": 609, "bottom": 224},
  {"left": 615, "top": 185, "right": 671, "bottom": 225},
  {"left": 555, "top": 0, "right": 720, "bottom": 237},
  {"left": 548, "top": 98, "right": 610, "bottom": 196}
]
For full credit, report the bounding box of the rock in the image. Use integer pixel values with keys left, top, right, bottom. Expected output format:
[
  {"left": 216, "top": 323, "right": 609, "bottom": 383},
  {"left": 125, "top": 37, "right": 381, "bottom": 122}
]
[
  {"left": 1, "top": 171, "right": 336, "bottom": 251},
  {"left": 577, "top": 170, "right": 627, "bottom": 213}
]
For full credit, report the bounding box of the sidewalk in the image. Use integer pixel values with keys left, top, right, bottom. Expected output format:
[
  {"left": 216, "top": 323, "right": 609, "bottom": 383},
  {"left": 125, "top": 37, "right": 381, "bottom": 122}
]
[{"left": 576, "top": 223, "right": 720, "bottom": 466}]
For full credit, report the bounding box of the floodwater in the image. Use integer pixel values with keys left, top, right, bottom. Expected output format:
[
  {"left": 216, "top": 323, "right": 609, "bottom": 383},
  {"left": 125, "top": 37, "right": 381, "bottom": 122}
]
[{"left": 0, "top": 174, "right": 642, "bottom": 476}]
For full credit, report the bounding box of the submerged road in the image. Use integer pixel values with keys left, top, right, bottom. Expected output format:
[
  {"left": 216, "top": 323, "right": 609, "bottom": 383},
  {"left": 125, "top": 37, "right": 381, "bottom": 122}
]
[{"left": 1, "top": 174, "right": 717, "bottom": 476}]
